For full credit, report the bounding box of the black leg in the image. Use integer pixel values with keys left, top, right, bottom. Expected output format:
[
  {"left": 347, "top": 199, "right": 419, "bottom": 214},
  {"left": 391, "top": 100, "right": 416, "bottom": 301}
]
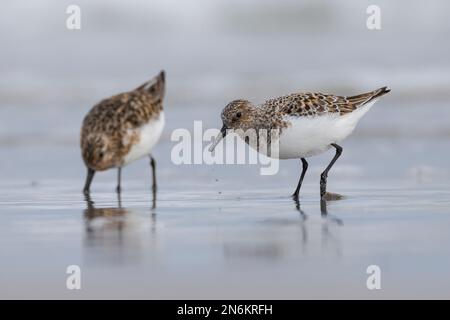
[
  {"left": 150, "top": 155, "right": 157, "bottom": 208},
  {"left": 84, "top": 192, "right": 94, "bottom": 209},
  {"left": 320, "top": 143, "right": 343, "bottom": 199},
  {"left": 116, "top": 167, "right": 122, "bottom": 193},
  {"left": 83, "top": 168, "right": 95, "bottom": 195},
  {"left": 292, "top": 158, "right": 308, "bottom": 199}
]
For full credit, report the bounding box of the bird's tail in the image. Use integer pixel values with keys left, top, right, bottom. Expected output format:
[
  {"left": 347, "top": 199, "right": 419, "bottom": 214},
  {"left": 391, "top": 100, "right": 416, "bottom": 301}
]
[
  {"left": 347, "top": 86, "right": 391, "bottom": 108},
  {"left": 135, "top": 70, "right": 166, "bottom": 101}
]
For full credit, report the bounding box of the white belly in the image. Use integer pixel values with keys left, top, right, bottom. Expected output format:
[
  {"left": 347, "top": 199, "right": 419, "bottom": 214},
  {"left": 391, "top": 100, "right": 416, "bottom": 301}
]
[
  {"left": 123, "top": 112, "right": 165, "bottom": 165},
  {"left": 275, "top": 101, "right": 375, "bottom": 159}
]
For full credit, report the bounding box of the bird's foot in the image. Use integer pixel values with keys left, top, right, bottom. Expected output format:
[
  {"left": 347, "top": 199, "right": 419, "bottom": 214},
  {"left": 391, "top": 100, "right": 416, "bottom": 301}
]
[{"left": 321, "top": 192, "right": 345, "bottom": 201}]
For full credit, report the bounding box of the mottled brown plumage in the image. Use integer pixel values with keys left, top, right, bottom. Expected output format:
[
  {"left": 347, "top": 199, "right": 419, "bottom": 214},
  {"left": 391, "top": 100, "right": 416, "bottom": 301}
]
[
  {"left": 220, "top": 87, "right": 390, "bottom": 133},
  {"left": 80, "top": 70, "right": 165, "bottom": 195},
  {"left": 81, "top": 71, "right": 165, "bottom": 171},
  {"left": 271, "top": 86, "right": 390, "bottom": 117}
]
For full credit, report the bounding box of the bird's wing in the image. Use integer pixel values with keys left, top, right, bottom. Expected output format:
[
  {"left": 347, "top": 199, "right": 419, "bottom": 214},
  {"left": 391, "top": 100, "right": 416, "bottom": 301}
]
[{"left": 269, "top": 87, "right": 390, "bottom": 117}]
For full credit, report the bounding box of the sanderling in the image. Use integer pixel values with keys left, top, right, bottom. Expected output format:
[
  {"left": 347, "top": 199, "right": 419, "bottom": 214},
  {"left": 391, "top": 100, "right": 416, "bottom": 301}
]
[
  {"left": 209, "top": 86, "right": 390, "bottom": 199},
  {"left": 80, "top": 70, "right": 165, "bottom": 196}
]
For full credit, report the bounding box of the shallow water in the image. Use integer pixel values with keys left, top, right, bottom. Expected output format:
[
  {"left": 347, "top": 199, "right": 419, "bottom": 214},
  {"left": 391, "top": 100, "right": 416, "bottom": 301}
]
[{"left": 1, "top": 162, "right": 450, "bottom": 299}]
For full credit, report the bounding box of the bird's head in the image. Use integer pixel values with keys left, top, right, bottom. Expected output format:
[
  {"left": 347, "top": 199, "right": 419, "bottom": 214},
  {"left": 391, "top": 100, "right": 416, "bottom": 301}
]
[
  {"left": 82, "top": 134, "right": 116, "bottom": 171},
  {"left": 209, "top": 99, "right": 255, "bottom": 152}
]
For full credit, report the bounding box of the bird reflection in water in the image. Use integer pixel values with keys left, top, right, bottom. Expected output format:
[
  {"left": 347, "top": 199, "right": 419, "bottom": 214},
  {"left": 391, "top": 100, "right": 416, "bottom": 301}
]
[
  {"left": 318, "top": 198, "right": 343, "bottom": 257},
  {"left": 82, "top": 193, "right": 157, "bottom": 265},
  {"left": 223, "top": 197, "right": 343, "bottom": 261},
  {"left": 293, "top": 196, "right": 308, "bottom": 252},
  {"left": 292, "top": 197, "right": 344, "bottom": 257},
  {"left": 293, "top": 197, "right": 342, "bottom": 255},
  {"left": 84, "top": 193, "right": 128, "bottom": 243}
]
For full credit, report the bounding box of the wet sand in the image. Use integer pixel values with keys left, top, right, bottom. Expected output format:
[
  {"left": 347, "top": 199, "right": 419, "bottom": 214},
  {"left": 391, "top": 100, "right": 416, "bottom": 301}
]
[{"left": 1, "top": 168, "right": 450, "bottom": 299}]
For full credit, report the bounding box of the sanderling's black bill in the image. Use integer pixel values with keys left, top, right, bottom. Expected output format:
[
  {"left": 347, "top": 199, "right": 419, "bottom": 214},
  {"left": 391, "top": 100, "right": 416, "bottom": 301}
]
[{"left": 209, "top": 125, "right": 227, "bottom": 152}]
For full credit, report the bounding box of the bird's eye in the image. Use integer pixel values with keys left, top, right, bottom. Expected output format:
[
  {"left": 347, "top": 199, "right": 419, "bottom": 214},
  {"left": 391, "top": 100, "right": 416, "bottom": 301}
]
[
  {"left": 99, "top": 152, "right": 104, "bottom": 159},
  {"left": 236, "top": 112, "right": 242, "bottom": 118}
]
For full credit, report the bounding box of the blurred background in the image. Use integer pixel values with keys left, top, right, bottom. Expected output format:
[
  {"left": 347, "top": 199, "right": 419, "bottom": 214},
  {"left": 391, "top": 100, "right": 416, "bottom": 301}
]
[
  {"left": 1, "top": 0, "right": 450, "bottom": 183},
  {"left": 1, "top": 0, "right": 450, "bottom": 299}
]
